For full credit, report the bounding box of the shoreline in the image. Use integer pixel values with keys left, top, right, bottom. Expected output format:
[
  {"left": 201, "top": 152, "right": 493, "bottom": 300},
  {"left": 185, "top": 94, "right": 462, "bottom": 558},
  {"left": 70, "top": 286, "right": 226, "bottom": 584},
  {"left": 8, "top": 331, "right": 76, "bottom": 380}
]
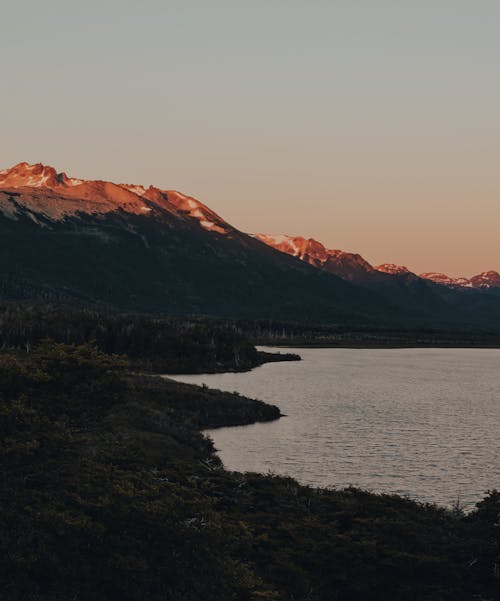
[
  {"left": 256, "top": 341, "right": 500, "bottom": 349},
  {"left": 4, "top": 340, "right": 500, "bottom": 598},
  {"left": 180, "top": 346, "right": 500, "bottom": 511}
]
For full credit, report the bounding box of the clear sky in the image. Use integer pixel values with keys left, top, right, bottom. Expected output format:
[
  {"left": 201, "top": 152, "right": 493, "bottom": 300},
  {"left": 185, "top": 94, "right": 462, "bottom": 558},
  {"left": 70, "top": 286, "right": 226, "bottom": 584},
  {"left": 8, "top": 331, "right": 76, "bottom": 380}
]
[{"left": 2, "top": 0, "right": 499, "bottom": 276}]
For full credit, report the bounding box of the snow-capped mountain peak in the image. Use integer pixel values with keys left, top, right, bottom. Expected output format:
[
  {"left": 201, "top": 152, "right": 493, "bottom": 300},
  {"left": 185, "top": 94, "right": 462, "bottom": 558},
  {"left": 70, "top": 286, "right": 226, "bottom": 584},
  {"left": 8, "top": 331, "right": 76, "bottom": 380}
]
[
  {"left": 469, "top": 270, "right": 500, "bottom": 289},
  {"left": 0, "top": 162, "right": 61, "bottom": 189},
  {"left": 0, "top": 162, "right": 231, "bottom": 234},
  {"left": 420, "top": 270, "right": 500, "bottom": 289},
  {"left": 374, "top": 263, "right": 411, "bottom": 276}
]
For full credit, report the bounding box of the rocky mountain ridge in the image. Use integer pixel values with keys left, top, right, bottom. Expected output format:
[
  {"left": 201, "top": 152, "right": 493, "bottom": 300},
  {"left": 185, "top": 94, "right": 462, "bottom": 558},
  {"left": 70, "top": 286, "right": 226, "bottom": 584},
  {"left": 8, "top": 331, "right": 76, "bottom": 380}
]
[{"left": 256, "top": 233, "right": 499, "bottom": 290}]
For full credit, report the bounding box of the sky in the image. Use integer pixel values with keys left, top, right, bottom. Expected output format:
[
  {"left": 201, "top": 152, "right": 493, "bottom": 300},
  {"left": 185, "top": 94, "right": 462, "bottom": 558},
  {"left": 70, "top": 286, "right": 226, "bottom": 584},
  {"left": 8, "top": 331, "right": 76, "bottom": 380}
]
[{"left": 2, "top": 0, "right": 499, "bottom": 276}]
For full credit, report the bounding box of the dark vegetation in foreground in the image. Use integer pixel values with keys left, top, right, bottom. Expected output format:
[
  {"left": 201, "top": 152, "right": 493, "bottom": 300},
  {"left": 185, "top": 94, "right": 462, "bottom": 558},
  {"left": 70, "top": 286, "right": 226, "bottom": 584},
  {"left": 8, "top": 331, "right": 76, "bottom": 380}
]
[{"left": 1, "top": 341, "right": 499, "bottom": 600}]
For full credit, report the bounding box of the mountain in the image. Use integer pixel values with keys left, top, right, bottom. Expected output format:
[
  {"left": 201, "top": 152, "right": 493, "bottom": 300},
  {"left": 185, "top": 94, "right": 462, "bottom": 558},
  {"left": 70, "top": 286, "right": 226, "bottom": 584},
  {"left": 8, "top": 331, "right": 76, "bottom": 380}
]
[
  {"left": 255, "top": 235, "right": 457, "bottom": 313},
  {"left": 254, "top": 235, "right": 375, "bottom": 282},
  {"left": 420, "top": 270, "right": 500, "bottom": 290},
  {"left": 1, "top": 162, "right": 499, "bottom": 328},
  {"left": 253, "top": 235, "right": 329, "bottom": 268},
  {"left": 0, "top": 162, "right": 231, "bottom": 231},
  {"left": 375, "top": 264, "right": 413, "bottom": 277},
  {"left": 419, "top": 272, "right": 472, "bottom": 288},
  {"left": 254, "top": 235, "right": 424, "bottom": 285},
  {"left": 0, "top": 162, "right": 401, "bottom": 325},
  {"left": 255, "top": 233, "right": 500, "bottom": 327}
]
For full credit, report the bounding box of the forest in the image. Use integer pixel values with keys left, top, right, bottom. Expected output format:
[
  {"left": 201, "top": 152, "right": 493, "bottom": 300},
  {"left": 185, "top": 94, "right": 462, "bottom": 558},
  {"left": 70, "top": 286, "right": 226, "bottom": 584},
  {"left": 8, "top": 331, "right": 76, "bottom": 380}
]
[{"left": 0, "top": 303, "right": 299, "bottom": 373}]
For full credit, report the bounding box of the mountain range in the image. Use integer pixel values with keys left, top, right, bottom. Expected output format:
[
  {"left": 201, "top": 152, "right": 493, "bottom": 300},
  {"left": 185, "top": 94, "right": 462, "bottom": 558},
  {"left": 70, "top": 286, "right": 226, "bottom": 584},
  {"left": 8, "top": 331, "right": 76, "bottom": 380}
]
[
  {"left": 255, "top": 234, "right": 500, "bottom": 291},
  {"left": 1, "top": 162, "right": 499, "bottom": 329}
]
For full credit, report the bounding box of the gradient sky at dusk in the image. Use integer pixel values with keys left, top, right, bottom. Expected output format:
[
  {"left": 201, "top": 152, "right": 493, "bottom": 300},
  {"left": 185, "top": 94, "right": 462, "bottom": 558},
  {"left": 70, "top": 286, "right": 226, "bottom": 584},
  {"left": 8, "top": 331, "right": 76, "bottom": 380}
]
[{"left": 2, "top": 1, "right": 499, "bottom": 276}]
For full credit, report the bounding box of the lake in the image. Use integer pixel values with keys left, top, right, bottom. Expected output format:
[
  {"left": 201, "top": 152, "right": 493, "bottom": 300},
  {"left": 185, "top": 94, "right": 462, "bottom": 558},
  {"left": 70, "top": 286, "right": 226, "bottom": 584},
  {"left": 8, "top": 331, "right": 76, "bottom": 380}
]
[{"left": 170, "top": 347, "right": 500, "bottom": 508}]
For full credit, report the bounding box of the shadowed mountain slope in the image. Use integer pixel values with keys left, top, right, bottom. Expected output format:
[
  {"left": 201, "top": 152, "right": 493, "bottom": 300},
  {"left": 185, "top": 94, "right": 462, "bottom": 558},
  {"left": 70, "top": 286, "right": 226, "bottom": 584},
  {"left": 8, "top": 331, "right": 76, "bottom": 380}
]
[{"left": 1, "top": 163, "right": 498, "bottom": 328}]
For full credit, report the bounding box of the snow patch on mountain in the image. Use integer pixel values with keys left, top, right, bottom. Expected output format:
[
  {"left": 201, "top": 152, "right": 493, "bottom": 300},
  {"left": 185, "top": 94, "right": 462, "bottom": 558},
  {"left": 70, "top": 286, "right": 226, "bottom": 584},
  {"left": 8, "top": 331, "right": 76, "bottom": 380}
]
[
  {"left": 420, "top": 272, "right": 471, "bottom": 288},
  {"left": 164, "top": 190, "right": 229, "bottom": 234},
  {"left": 375, "top": 264, "right": 411, "bottom": 276},
  {"left": 255, "top": 234, "right": 331, "bottom": 266},
  {"left": 120, "top": 184, "right": 148, "bottom": 197}
]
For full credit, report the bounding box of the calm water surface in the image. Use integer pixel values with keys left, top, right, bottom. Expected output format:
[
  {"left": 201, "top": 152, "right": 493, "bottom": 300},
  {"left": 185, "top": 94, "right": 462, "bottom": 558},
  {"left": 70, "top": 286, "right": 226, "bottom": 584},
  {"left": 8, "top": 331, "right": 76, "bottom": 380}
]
[{"left": 171, "top": 348, "right": 500, "bottom": 508}]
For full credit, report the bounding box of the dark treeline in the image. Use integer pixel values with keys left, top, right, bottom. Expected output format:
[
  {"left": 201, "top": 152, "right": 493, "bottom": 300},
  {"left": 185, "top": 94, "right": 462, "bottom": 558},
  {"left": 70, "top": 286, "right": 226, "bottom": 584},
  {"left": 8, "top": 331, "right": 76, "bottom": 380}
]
[
  {"left": 2, "top": 305, "right": 497, "bottom": 371},
  {"left": 233, "top": 318, "right": 500, "bottom": 347},
  {"left": 1, "top": 342, "right": 499, "bottom": 600},
  {"left": 0, "top": 304, "right": 299, "bottom": 373}
]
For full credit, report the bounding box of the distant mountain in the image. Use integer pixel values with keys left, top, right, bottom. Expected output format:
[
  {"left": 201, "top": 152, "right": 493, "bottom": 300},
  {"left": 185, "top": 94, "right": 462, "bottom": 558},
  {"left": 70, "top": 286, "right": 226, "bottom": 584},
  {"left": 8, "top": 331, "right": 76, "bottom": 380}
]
[
  {"left": 254, "top": 235, "right": 375, "bottom": 282},
  {"left": 256, "top": 233, "right": 500, "bottom": 327},
  {"left": 253, "top": 235, "right": 329, "bottom": 268},
  {"left": 375, "top": 264, "right": 413, "bottom": 277},
  {"left": 469, "top": 271, "right": 500, "bottom": 289},
  {"left": 421, "top": 270, "right": 500, "bottom": 290},
  {"left": 419, "top": 272, "right": 471, "bottom": 288},
  {"left": 1, "top": 162, "right": 499, "bottom": 329},
  {"left": 256, "top": 235, "right": 452, "bottom": 309}
]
